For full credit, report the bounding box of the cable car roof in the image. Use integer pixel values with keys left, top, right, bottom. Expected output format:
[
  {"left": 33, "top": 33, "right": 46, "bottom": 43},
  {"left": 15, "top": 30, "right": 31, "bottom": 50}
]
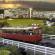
[{"left": 0, "top": 26, "right": 39, "bottom": 30}]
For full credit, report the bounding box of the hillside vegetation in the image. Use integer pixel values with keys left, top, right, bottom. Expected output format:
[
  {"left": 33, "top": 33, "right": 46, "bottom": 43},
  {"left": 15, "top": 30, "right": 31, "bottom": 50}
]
[
  {"left": 0, "top": 18, "right": 55, "bottom": 34},
  {"left": 0, "top": 19, "right": 44, "bottom": 27}
]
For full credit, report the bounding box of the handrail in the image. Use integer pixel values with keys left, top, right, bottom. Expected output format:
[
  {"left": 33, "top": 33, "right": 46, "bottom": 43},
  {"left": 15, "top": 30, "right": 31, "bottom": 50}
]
[{"left": 0, "top": 38, "right": 55, "bottom": 55}]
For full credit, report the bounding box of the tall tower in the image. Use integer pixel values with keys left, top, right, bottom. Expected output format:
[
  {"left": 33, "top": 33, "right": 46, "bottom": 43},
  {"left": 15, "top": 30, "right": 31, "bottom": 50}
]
[{"left": 29, "top": 8, "right": 32, "bottom": 18}]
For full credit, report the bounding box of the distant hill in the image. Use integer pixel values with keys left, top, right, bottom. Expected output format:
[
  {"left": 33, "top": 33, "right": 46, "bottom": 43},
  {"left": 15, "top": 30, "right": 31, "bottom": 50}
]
[{"left": 18, "top": 1, "right": 55, "bottom": 11}]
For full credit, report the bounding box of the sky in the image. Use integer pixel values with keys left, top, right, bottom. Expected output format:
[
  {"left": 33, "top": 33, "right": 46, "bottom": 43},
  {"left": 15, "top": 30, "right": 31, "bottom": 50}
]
[
  {"left": 19, "top": 0, "right": 55, "bottom": 3},
  {"left": 0, "top": 0, "right": 55, "bottom": 9},
  {"left": 1, "top": 0, "right": 55, "bottom": 3}
]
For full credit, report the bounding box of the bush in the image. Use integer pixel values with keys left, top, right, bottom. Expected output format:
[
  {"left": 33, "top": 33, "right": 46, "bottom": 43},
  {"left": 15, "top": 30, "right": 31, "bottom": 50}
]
[
  {"left": 0, "top": 45, "right": 24, "bottom": 55},
  {"left": 42, "top": 26, "right": 55, "bottom": 35}
]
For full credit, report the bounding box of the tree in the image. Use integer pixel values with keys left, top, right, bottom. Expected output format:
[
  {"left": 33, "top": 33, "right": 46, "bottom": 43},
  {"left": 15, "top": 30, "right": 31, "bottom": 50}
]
[
  {"left": 0, "top": 9, "right": 4, "bottom": 18},
  {"left": 42, "top": 26, "right": 55, "bottom": 35},
  {"left": 8, "top": 46, "right": 23, "bottom": 55}
]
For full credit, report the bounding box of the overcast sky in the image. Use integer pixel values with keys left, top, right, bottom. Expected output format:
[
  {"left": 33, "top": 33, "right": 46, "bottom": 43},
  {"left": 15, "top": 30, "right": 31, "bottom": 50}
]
[
  {"left": 1, "top": 0, "right": 55, "bottom": 3},
  {"left": 14, "top": 0, "right": 55, "bottom": 3},
  {"left": 0, "top": 0, "right": 55, "bottom": 9}
]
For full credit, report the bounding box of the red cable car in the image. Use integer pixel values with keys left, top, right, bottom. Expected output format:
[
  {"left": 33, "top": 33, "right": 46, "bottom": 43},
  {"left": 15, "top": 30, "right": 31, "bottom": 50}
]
[{"left": 0, "top": 26, "right": 42, "bottom": 43}]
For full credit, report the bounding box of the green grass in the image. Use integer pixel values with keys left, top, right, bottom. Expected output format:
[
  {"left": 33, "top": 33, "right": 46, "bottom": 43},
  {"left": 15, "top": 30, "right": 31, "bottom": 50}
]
[
  {"left": 0, "top": 19, "right": 44, "bottom": 27},
  {"left": 0, "top": 18, "right": 55, "bottom": 34},
  {"left": 0, "top": 46, "right": 11, "bottom": 55},
  {"left": 0, "top": 50, "right": 10, "bottom": 55}
]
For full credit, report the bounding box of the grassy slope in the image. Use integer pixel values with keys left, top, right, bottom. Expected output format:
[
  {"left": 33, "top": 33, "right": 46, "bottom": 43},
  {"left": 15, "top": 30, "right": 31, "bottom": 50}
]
[
  {"left": 0, "top": 18, "right": 55, "bottom": 34},
  {"left": 0, "top": 46, "right": 10, "bottom": 55},
  {"left": 0, "top": 19, "right": 44, "bottom": 27},
  {"left": 0, "top": 50, "right": 10, "bottom": 55}
]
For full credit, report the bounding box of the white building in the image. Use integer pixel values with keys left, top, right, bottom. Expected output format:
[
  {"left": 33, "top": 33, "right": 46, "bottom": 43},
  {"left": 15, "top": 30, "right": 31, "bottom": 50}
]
[
  {"left": 32, "top": 10, "right": 55, "bottom": 18},
  {"left": 0, "top": 14, "right": 3, "bottom": 19}
]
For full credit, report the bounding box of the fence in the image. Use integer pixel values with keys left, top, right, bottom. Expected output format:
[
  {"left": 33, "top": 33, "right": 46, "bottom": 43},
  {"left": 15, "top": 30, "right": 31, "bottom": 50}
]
[{"left": 0, "top": 38, "right": 55, "bottom": 55}]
